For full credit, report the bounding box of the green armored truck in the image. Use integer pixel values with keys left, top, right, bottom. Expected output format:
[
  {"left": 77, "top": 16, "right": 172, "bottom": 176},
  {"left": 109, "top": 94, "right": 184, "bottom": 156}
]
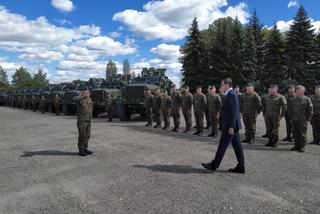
[{"left": 116, "top": 68, "right": 173, "bottom": 121}]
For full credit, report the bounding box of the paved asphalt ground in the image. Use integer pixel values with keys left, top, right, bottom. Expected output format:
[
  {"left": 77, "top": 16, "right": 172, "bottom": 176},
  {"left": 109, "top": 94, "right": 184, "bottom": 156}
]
[{"left": 0, "top": 106, "right": 319, "bottom": 214}]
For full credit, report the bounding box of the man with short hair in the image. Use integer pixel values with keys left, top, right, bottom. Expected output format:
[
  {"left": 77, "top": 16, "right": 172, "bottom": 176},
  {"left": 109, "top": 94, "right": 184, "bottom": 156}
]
[
  {"left": 202, "top": 78, "right": 245, "bottom": 174},
  {"left": 204, "top": 85, "right": 211, "bottom": 130},
  {"left": 73, "top": 88, "right": 94, "bottom": 156},
  {"left": 170, "top": 84, "right": 182, "bottom": 132},
  {"left": 241, "top": 83, "right": 262, "bottom": 144},
  {"left": 283, "top": 85, "right": 296, "bottom": 141},
  {"left": 261, "top": 87, "right": 272, "bottom": 138},
  {"left": 310, "top": 85, "right": 320, "bottom": 145},
  {"left": 144, "top": 89, "right": 153, "bottom": 127},
  {"left": 161, "top": 90, "right": 171, "bottom": 130},
  {"left": 207, "top": 85, "right": 222, "bottom": 138},
  {"left": 193, "top": 86, "right": 207, "bottom": 136},
  {"left": 262, "top": 84, "right": 287, "bottom": 148},
  {"left": 289, "top": 85, "right": 313, "bottom": 152},
  {"left": 181, "top": 86, "right": 193, "bottom": 133}
]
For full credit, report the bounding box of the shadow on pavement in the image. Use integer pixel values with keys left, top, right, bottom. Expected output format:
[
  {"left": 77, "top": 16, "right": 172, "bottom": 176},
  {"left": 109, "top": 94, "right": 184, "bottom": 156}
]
[
  {"left": 21, "top": 150, "right": 78, "bottom": 157},
  {"left": 133, "top": 164, "right": 231, "bottom": 174}
]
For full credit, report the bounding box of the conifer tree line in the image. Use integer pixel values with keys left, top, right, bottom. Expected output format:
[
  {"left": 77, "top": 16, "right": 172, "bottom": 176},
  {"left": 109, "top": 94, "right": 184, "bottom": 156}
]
[{"left": 180, "top": 6, "right": 320, "bottom": 93}]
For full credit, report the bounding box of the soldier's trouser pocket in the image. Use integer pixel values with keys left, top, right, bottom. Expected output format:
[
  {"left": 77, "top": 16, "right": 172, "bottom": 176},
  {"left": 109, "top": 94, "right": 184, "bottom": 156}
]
[{"left": 77, "top": 122, "right": 91, "bottom": 149}]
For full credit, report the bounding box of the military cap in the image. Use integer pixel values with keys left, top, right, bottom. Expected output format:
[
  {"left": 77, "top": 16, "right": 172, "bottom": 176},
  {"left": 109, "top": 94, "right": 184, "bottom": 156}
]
[
  {"left": 270, "top": 84, "right": 278, "bottom": 88},
  {"left": 246, "top": 83, "right": 254, "bottom": 87}
]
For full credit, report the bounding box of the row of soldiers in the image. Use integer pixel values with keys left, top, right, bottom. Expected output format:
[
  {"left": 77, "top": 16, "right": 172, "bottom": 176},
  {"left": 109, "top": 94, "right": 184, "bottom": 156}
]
[
  {"left": 144, "top": 83, "right": 320, "bottom": 153},
  {"left": 6, "top": 94, "right": 62, "bottom": 115}
]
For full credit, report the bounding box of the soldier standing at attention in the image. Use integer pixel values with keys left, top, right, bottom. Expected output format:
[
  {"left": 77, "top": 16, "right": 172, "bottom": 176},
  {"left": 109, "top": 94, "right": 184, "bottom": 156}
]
[
  {"left": 153, "top": 88, "right": 162, "bottom": 128},
  {"left": 31, "top": 95, "right": 37, "bottom": 112},
  {"left": 144, "top": 89, "right": 153, "bottom": 127},
  {"left": 39, "top": 95, "right": 46, "bottom": 114},
  {"left": 106, "top": 94, "right": 115, "bottom": 122},
  {"left": 193, "top": 86, "right": 207, "bottom": 136},
  {"left": 181, "top": 86, "right": 193, "bottom": 133},
  {"left": 204, "top": 86, "right": 211, "bottom": 130},
  {"left": 161, "top": 90, "right": 171, "bottom": 130},
  {"left": 54, "top": 94, "right": 61, "bottom": 115},
  {"left": 310, "top": 85, "right": 320, "bottom": 145},
  {"left": 22, "top": 95, "right": 27, "bottom": 110},
  {"left": 207, "top": 85, "right": 222, "bottom": 138},
  {"left": 262, "top": 84, "right": 287, "bottom": 148},
  {"left": 289, "top": 85, "right": 313, "bottom": 152},
  {"left": 170, "top": 84, "right": 182, "bottom": 132},
  {"left": 241, "top": 83, "right": 262, "bottom": 144},
  {"left": 283, "top": 85, "right": 296, "bottom": 142},
  {"left": 73, "top": 88, "right": 93, "bottom": 156},
  {"left": 261, "top": 87, "right": 272, "bottom": 138}
]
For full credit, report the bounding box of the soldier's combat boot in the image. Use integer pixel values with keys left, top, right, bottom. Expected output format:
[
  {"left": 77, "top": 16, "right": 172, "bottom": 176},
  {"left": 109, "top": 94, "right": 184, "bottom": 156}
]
[
  {"left": 162, "top": 126, "right": 168, "bottom": 130},
  {"left": 198, "top": 131, "right": 203, "bottom": 136},
  {"left": 85, "top": 149, "right": 93, "bottom": 155},
  {"left": 204, "top": 125, "right": 210, "bottom": 129},
  {"left": 271, "top": 138, "right": 278, "bottom": 148},
  {"left": 265, "top": 137, "right": 273, "bottom": 147},
  {"left": 208, "top": 133, "right": 214, "bottom": 137},
  {"left": 241, "top": 138, "right": 250, "bottom": 143},
  {"left": 248, "top": 138, "right": 255, "bottom": 144},
  {"left": 79, "top": 148, "right": 87, "bottom": 156},
  {"left": 290, "top": 146, "right": 298, "bottom": 151},
  {"left": 171, "top": 128, "right": 178, "bottom": 133},
  {"left": 261, "top": 133, "right": 268, "bottom": 138},
  {"left": 193, "top": 131, "right": 200, "bottom": 135},
  {"left": 297, "top": 147, "right": 305, "bottom": 153},
  {"left": 309, "top": 141, "right": 319, "bottom": 145},
  {"left": 282, "top": 136, "right": 292, "bottom": 142},
  {"left": 183, "top": 128, "right": 191, "bottom": 133},
  {"left": 145, "top": 123, "right": 152, "bottom": 127}
]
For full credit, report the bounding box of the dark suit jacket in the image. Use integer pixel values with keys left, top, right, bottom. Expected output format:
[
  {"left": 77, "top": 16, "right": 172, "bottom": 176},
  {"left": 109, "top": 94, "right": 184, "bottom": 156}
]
[{"left": 220, "top": 89, "right": 241, "bottom": 132}]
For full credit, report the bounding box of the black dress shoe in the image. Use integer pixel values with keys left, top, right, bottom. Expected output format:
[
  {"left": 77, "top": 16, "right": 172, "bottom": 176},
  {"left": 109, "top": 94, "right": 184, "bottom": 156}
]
[
  {"left": 193, "top": 131, "right": 200, "bottom": 135},
  {"left": 201, "top": 163, "right": 216, "bottom": 172},
  {"left": 228, "top": 167, "right": 245, "bottom": 174},
  {"left": 85, "top": 149, "right": 93, "bottom": 155}
]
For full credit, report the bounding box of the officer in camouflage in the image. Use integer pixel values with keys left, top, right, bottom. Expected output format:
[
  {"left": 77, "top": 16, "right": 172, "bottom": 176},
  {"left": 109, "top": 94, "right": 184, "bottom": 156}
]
[
  {"left": 241, "top": 83, "right": 262, "bottom": 144},
  {"left": 181, "top": 86, "right": 193, "bottom": 133},
  {"left": 310, "top": 85, "right": 320, "bottom": 145},
  {"left": 289, "top": 85, "right": 313, "bottom": 152},
  {"left": 31, "top": 95, "right": 37, "bottom": 112},
  {"left": 144, "top": 89, "right": 153, "bottom": 127},
  {"left": 39, "top": 95, "right": 46, "bottom": 114},
  {"left": 54, "top": 94, "right": 61, "bottom": 115},
  {"left": 106, "top": 93, "right": 115, "bottom": 122},
  {"left": 193, "top": 86, "right": 207, "bottom": 136},
  {"left": 261, "top": 87, "right": 272, "bottom": 138},
  {"left": 283, "top": 85, "right": 296, "bottom": 141},
  {"left": 170, "top": 84, "right": 181, "bottom": 132},
  {"left": 262, "top": 84, "right": 287, "bottom": 148},
  {"left": 153, "top": 88, "right": 162, "bottom": 128},
  {"left": 73, "top": 88, "right": 93, "bottom": 156},
  {"left": 161, "top": 89, "right": 171, "bottom": 130},
  {"left": 207, "top": 85, "right": 222, "bottom": 138},
  {"left": 204, "top": 85, "right": 211, "bottom": 130}
]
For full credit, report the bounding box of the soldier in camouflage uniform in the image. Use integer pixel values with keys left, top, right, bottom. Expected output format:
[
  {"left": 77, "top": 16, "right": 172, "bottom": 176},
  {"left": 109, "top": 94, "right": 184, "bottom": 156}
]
[
  {"left": 181, "top": 86, "right": 193, "bottom": 133},
  {"left": 207, "top": 85, "right": 222, "bottom": 138},
  {"left": 170, "top": 84, "right": 181, "bottom": 132},
  {"left": 218, "top": 87, "right": 226, "bottom": 130},
  {"left": 144, "top": 89, "right": 153, "bottom": 127},
  {"left": 261, "top": 87, "right": 272, "bottom": 138},
  {"left": 204, "top": 86, "right": 211, "bottom": 130},
  {"left": 54, "top": 94, "right": 61, "bottom": 115},
  {"left": 153, "top": 88, "right": 162, "bottom": 128},
  {"left": 283, "top": 85, "right": 296, "bottom": 141},
  {"left": 22, "top": 95, "right": 27, "bottom": 110},
  {"left": 310, "top": 85, "right": 320, "bottom": 145},
  {"left": 74, "top": 88, "right": 93, "bottom": 156},
  {"left": 289, "top": 85, "right": 313, "bottom": 152},
  {"left": 106, "top": 93, "right": 115, "bottom": 122},
  {"left": 39, "top": 95, "right": 46, "bottom": 114},
  {"left": 31, "top": 95, "right": 37, "bottom": 112},
  {"left": 193, "top": 86, "right": 207, "bottom": 136},
  {"left": 161, "top": 89, "right": 171, "bottom": 130},
  {"left": 241, "top": 83, "right": 262, "bottom": 144},
  {"left": 262, "top": 85, "right": 287, "bottom": 148}
]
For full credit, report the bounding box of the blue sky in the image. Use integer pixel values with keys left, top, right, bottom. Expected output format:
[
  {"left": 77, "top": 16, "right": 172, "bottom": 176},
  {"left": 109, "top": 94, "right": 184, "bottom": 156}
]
[{"left": 0, "top": 0, "right": 319, "bottom": 85}]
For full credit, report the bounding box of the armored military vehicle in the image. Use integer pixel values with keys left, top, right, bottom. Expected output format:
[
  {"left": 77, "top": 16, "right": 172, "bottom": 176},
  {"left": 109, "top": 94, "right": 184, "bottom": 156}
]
[
  {"left": 91, "top": 79, "right": 125, "bottom": 117},
  {"left": 48, "top": 84, "right": 65, "bottom": 113},
  {"left": 116, "top": 68, "right": 173, "bottom": 121},
  {"left": 0, "top": 89, "right": 6, "bottom": 106}
]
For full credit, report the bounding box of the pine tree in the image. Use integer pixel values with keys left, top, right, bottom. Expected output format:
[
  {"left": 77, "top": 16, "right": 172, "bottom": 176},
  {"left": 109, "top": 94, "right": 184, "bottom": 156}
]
[
  {"left": 313, "top": 30, "right": 320, "bottom": 83},
  {"left": 263, "top": 24, "right": 287, "bottom": 89},
  {"left": 180, "top": 17, "right": 205, "bottom": 89},
  {"left": 286, "top": 6, "right": 315, "bottom": 89},
  {"left": 0, "top": 66, "right": 9, "bottom": 84}
]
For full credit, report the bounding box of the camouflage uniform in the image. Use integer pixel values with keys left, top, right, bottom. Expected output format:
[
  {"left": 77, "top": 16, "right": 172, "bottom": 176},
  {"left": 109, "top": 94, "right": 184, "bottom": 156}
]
[
  {"left": 144, "top": 93, "right": 153, "bottom": 125},
  {"left": 54, "top": 94, "right": 61, "bottom": 115},
  {"left": 39, "top": 96, "right": 46, "bottom": 114},
  {"left": 261, "top": 93, "right": 269, "bottom": 137},
  {"left": 262, "top": 93, "right": 287, "bottom": 146},
  {"left": 170, "top": 91, "right": 182, "bottom": 129},
  {"left": 153, "top": 93, "right": 162, "bottom": 127},
  {"left": 193, "top": 92, "right": 207, "bottom": 134},
  {"left": 181, "top": 92, "right": 193, "bottom": 131},
  {"left": 74, "top": 95, "right": 93, "bottom": 154},
  {"left": 241, "top": 92, "right": 262, "bottom": 143},
  {"left": 22, "top": 96, "right": 27, "bottom": 110},
  {"left": 161, "top": 95, "right": 171, "bottom": 128},
  {"left": 31, "top": 95, "right": 37, "bottom": 112},
  {"left": 106, "top": 94, "right": 115, "bottom": 122},
  {"left": 310, "top": 94, "right": 320, "bottom": 144},
  {"left": 289, "top": 95, "right": 313, "bottom": 151},
  {"left": 205, "top": 92, "right": 210, "bottom": 129},
  {"left": 284, "top": 92, "right": 296, "bottom": 140},
  {"left": 207, "top": 93, "right": 222, "bottom": 136}
]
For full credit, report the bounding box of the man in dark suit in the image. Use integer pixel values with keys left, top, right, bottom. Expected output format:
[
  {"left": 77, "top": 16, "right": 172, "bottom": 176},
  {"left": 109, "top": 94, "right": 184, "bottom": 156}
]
[{"left": 202, "top": 78, "right": 245, "bottom": 174}]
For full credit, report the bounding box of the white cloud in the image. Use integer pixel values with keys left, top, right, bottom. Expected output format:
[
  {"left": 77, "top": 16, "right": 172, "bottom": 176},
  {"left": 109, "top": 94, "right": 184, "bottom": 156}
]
[
  {"left": 113, "top": 0, "right": 249, "bottom": 41},
  {"left": 275, "top": 19, "right": 320, "bottom": 33},
  {"left": 51, "top": 0, "right": 74, "bottom": 12},
  {"left": 109, "top": 31, "right": 121, "bottom": 38},
  {"left": 150, "top": 43, "right": 180, "bottom": 62},
  {"left": 288, "top": 0, "right": 298, "bottom": 8}
]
